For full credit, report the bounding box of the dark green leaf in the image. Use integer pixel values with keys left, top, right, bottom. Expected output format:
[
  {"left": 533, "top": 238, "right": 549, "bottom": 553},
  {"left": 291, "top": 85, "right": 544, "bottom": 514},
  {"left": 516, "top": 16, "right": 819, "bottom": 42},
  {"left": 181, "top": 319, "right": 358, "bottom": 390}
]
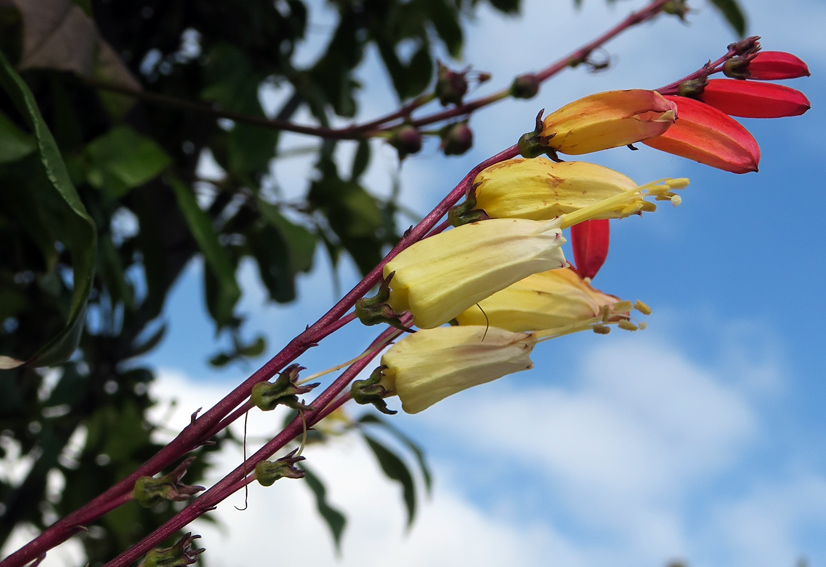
[
  {"left": 257, "top": 201, "right": 316, "bottom": 275},
  {"left": 363, "top": 433, "right": 417, "bottom": 527},
  {"left": 167, "top": 175, "right": 241, "bottom": 328},
  {"left": 85, "top": 126, "right": 172, "bottom": 198},
  {"left": 302, "top": 466, "right": 347, "bottom": 552},
  {"left": 358, "top": 414, "right": 432, "bottom": 495},
  {"left": 237, "top": 335, "right": 266, "bottom": 357},
  {"left": 709, "top": 0, "right": 747, "bottom": 36},
  {"left": 426, "top": 0, "right": 464, "bottom": 58},
  {"left": 0, "top": 110, "right": 36, "bottom": 163},
  {"left": 0, "top": 51, "right": 97, "bottom": 369},
  {"left": 350, "top": 140, "right": 371, "bottom": 181},
  {"left": 129, "top": 324, "right": 167, "bottom": 359},
  {"left": 405, "top": 45, "right": 434, "bottom": 100}
]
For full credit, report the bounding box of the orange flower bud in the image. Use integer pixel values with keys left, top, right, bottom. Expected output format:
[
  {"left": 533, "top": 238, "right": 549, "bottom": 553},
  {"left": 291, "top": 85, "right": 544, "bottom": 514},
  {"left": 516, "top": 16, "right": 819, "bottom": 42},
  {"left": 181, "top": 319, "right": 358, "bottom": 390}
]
[
  {"left": 642, "top": 96, "right": 760, "bottom": 174},
  {"left": 698, "top": 79, "right": 811, "bottom": 118},
  {"left": 540, "top": 90, "right": 677, "bottom": 155}
]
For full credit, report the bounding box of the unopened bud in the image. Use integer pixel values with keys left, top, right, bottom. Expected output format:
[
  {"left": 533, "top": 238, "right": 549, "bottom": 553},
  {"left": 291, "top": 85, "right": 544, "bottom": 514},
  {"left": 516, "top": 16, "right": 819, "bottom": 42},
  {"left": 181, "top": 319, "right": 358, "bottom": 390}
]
[
  {"left": 441, "top": 122, "right": 474, "bottom": 156},
  {"left": 511, "top": 74, "right": 540, "bottom": 99},
  {"left": 390, "top": 124, "right": 422, "bottom": 160},
  {"left": 436, "top": 62, "right": 469, "bottom": 106},
  {"left": 728, "top": 36, "right": 761, "bottom": 56}
]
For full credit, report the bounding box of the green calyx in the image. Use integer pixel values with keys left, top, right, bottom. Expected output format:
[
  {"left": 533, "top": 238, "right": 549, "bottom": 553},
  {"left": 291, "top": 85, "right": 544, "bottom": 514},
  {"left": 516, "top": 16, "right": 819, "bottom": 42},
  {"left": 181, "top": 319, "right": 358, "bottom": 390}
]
[
  {"left": 518, "top": 110, "right": 558, "bottom": 160},
  {"left": 133, "top": 457, "right": 204, "bottom": 508},
  {"left": 351, "top": 366, "right": 397, "bottom": 415},
  {"left": 251, "top": 364, "right": 317, "bottom": 412},
  {"left": 255, "top": 449, "right": 306, "bottom": 487},
  {"left": 144, "top": 533, "right": 205, "bottom": 567},
  {"left": 355, "top": 272, "right": 414, "bottom": 332},
  {"left": 448, "top": 183, "right": 489, "bottom": 227}
]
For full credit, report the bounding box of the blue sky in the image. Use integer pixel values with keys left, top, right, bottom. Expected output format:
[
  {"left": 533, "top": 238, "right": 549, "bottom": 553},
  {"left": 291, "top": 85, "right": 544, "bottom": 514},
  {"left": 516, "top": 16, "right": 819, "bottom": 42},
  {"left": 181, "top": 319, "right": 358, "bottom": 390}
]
[{"left": 28, "top": 0, "right": 826, "bottom": 565}]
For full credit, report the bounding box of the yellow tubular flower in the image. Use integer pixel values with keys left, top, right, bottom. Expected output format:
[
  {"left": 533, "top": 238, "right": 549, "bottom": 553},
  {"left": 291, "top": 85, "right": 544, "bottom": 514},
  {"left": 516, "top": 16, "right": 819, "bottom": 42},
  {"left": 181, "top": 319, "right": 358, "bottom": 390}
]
[
  {"left": 380, "top": 326, "right": 536, "bottom": 414},
  {"left": 383, "top": 218, "right": 567, "bottom": 329},
  {"left": 473, "top": 158, "right": 646, "bottom": 220},
  {"left": 455, "top": 267, "right": 625, "bottom": 332},
  {"left": 541, "top": 90, "right": 677, "bottom": 155}
]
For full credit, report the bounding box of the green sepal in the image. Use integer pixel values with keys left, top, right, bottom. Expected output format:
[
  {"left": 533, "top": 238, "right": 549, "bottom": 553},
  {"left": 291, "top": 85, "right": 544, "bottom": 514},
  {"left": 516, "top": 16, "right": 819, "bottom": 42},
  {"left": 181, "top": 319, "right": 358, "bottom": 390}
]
[
  {"left": 255, "top": 448, "right": 306, "bottom": 487},
  {"left": 351, "top": 366, "right": 397, "bottom": 415},
  {"left": 143, "top": 533, "right": 205, "bottom": 567},
  {"left": 133, "top": 457, "right": 204, "bottom": 508},
  {"left": 250, "top": 364, "right": 317, "bottom": 412}
]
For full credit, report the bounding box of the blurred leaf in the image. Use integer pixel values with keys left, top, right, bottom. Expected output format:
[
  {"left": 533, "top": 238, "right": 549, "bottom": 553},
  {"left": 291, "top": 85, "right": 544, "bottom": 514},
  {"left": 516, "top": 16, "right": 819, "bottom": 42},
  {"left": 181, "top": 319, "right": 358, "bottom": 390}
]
[
  {"left": 10, "top": 0, "right": 140, "bottom": 90},
  {"left": 358, "top": 414, "right": 432, "bottom": 495},
  {"left": 256, "top": 201, "right": 316, "bottom": 275},
  {"left": 406, "top": 45, "right": 434, "bottom": 100},
  {"left": 426, "top": 0, "right": 463, "bottom": 58},
  {"left": 85, "top": 126, "right": 171, "bottom": 198},
  {"left": 0, "top": 51, "right": 97, "bottom": 369},
  {"left": 350, "top": 139, "right": 370, "bottom": 181},
  {"left": 167, "top": 175, "right": 240, "bottom": 328},
  {"left": 709, "top": 0, "right": 747, "bottom": 36},
  {"left": 363, "top": 433, "right": 417, "bottom": 527},
  {"left": 238, "top": 335, "right": 266, "bottom": 357},
  {"left": 302, "top": 466, "right": 347, "bottom": 552},
  {"left": 129, "top": 324, "right": 167, "bottom": 359},
  {"left": 0, "top": 110, "right": 36, "bottom": 163},
  {"left": 45, "top": 363, "right": 88, "bottom": 407}
]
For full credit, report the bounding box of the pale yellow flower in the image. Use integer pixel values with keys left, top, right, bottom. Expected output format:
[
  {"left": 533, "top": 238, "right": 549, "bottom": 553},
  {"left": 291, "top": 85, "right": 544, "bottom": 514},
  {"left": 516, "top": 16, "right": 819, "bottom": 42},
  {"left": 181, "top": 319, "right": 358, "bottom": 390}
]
[
  {"left": 455, "top": 267, "right": 625, "bottom": 333},
  {"left": 473, "top": 158, "right": 648, "bottom": 220},
  {"left": 380, "top": 326, "right": 536, "bottom": 414},
  {"left": 383, "top": 218, "right": 567, "bottom": 329}
]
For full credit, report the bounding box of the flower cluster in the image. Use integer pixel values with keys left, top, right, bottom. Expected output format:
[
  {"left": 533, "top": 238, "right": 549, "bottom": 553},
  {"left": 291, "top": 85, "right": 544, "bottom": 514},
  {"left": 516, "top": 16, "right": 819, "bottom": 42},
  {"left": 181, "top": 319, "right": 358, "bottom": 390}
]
[
  {"left": 351, "top": 45, "right": 810, "bottom": 414},
  {"left": 644, "top": 44, "right": 810, "bottom": 173}
]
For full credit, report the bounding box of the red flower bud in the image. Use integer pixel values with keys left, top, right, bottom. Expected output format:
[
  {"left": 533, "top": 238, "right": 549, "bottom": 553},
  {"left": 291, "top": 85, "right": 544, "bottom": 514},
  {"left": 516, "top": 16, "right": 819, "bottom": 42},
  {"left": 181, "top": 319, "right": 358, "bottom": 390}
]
[
  {"left": 698, "top": 79, "right": 810, "bottom": 118},
  {"left": 571, "top": 219, "right": 609, "bottom": 280},
  {"left": 643, "top": 96, "right": 760, "bottom": 174},
  {"left": 747, "top": 51, "right": 810, "bottom": 80}
]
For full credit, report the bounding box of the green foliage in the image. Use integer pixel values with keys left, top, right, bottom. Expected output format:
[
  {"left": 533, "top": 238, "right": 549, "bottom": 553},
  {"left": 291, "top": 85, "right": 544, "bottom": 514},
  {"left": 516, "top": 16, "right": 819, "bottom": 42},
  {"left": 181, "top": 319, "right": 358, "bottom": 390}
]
[{"left": 709, "top": 0, "right": 747, "bottom": 36}]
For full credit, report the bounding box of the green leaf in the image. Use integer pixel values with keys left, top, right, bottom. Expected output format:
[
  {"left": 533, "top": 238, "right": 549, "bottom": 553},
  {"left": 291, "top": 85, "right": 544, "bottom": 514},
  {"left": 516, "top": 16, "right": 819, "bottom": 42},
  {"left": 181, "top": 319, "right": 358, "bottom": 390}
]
[
  {"left": 406, "top": 45, "right": 434, "bottom": 100},
  {"left": 85, "top": 126, "right": 172, "bottom": 198},
  {"left": 0, "top": 110, "right": 36, "bottom": 163},
  {"left": 426, "top": 0, "right": 463, "bottom": 59},
  {"left": 709, "top": 0, "right": 747, "bottom": 36},
  {"left": 302, "top": 466, "right": 347, "bottom": 552},
  {"left": 167, "top": 175, "right": 241, "bottom": 328},
  {"left": 363, "top": 433, "right": 417, "bottom": 528},
  {"left": 0, "top": 51, "right": 97, "bottom": 369},
  {"left": 256, "top": 201, "right": 316, "bottom": 275},
  {"left": 350, "top": 140, "right": 371, "bottom": 181},
  {"left": 358, "top": 414, "right": 432, "bottom": 495}
]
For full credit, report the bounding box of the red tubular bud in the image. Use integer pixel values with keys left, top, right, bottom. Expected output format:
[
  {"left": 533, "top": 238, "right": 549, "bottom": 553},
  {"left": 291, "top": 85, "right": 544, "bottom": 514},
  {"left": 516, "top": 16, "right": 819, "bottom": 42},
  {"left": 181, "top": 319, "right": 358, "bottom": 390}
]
[
  {"left": 747, "top": 51, "right": 811, "bottom": 80},
  {"left": 643, "top": 96, "right": 760, "bottom": 174},
  {"left": 698, "top": 79, "right": 811, "bottom": 118},
  {"left": 571, "top": 219, "right": 609, "bottom": 280}
]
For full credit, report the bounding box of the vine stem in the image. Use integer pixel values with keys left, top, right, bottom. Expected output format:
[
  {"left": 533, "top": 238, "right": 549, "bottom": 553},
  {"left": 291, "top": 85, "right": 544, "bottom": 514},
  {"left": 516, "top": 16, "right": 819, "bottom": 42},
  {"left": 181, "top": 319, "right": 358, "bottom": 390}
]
[
  {"left": 83, "top": 0, "right": 672, "bottom": 140},
  {"left": 655, "top": 39, "right": 756, "bottom": 94},
  {"left": 0, "top": 144, "right": 518, "bottom": 567},
  {"left": 104, "top": 323, "right": 406, "bottom": 567}
]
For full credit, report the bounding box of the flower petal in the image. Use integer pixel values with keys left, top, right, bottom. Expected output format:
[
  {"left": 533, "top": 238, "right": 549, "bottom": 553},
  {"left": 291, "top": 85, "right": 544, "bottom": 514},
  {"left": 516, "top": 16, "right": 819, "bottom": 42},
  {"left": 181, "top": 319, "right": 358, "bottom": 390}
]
[
  {"left": 571, "top": 219, "right": 610, "bottom": 280},
  {"left": 643, "top": 96, "right": 760, "bottom": 174},
  {"left": 698, "top": 79, "right": 811, "bottom": 118},
  {"left": 542, "top": 90, "right": 677, "bottom": 155}
]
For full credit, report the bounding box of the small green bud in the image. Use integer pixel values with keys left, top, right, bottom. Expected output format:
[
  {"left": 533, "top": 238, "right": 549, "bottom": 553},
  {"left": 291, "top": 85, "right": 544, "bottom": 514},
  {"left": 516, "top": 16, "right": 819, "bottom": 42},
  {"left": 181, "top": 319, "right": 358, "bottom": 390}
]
[
  {"left": 390, "top": 124, "right": 423, "bottom": 160},
  {"left": 510, "top": 74, "right": 540, "bottom": 99},
  {"left": 440, "top": 122, "right": 474, "bottom": 156},
  {"left": 436, "top": 62, "right": 469, "bottom": 106}
]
